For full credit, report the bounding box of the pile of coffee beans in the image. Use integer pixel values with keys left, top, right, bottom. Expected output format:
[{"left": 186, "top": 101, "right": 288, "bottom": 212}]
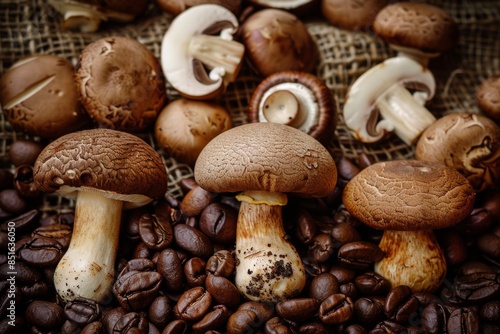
[{"left": 1, "top": 150, "right": 499, "bottom": 333}]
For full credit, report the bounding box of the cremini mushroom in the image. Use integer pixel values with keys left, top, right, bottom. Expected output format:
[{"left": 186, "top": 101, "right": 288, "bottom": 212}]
[
  {"left": 476, "top": 75, "right": 500, "bottom": 123},
  {"left": 33, "top": 128, "right": 168, "bottom": 303},
  {"left": 321, "top": 0, "right": 388, "bottom": 31},
  {"left": 194, "top": 122, "right": 337, "bottom": 302},
  {"left": 161, "top": 4, "right": 245, "bottom": 100},
  {"left": 248, "top": 71, "right": 335, "bottom": 142},
  {"left": 155, "top": 98, "right": 233, "bottom": 166},
  {"left": 0, "top": 54, "right": 90, "bottom": 139},
  {"left": 240, "top": 8, "right": 318, "bottom": 76},
  {"left": 343, "top": 159, "right": 475, "bottom": 292},
  {"left": 415, "top": 112, "right": 500, "bottom": 192},
  {"left": 48, "top": 0, "right": 150, "bottom": 33},
  {"left": 247, "top": 0, "right": 319, "bottom": 16},
  {"left": 76, "top": 36, "right": 166, "bottom": 132},
  {"left": 156, "top": 0, "right": 242, "bottom": 17}
]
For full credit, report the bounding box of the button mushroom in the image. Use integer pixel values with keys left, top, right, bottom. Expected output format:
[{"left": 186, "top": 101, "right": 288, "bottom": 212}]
[
  {"left": 247, "top": 0, "right": 320, "bottom": 17},
  {"left": 240, "top": 8, "right": 318, "bottom": 77},
  {"left": 156, "top": 0, "right": 242, "bottom": 17},
  {"left": 415, "top": 112, "right": 500, "bottom": 192},
  {"left": 194, "top": 122, "right": 337, "bottom": 302},
  {"left": 161, "top": 4, "right": 245, "bottom": 100},
  {"left": 343, "top": 159, "right": 475, "bottom": 292},
  {"left": 0, "top": 54, "right": 90, "bottom": 139},
  {"left": 33, "top": 128, "right": 168, "bottom": 303},
  {"left": 155, "top": 98, "right": 233, "bottom": 166},
  {"left": 321, "top": 0, "right": 388, "bottom": 31},
  {"left": 476, "top": 75, "right": 500, "bottom": 124},
  {"left": 248, "top": 71, "right": 336, "bottom": 142},
  {"left": 76, "top": 36, "right": 166, "bottom": 132}
]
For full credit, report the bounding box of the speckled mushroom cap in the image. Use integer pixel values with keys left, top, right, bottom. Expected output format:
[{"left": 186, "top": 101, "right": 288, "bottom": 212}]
[
  {"left": 194, "top": 122, "right": 337, "bottom": 197},
  {"left": 415, "top": 112, "right": 500, "bottom": 192},
  {"left": 373, "top": 2, "right": 458, "bottom": 53},
  {"left": 76, "top": 36, "right": 166, "bottom": 131},
  {"left": 342, "top": 159, "right": 475, "bottom": 231},
  {"left": 34, "top": 128, "right": 168, "bottom": 206},
  {"left": 476, "top": 75, "right": 500, "bottom": 123}
]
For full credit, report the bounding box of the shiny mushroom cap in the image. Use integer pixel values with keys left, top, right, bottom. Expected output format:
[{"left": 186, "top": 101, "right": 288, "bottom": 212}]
[
  {"left": 321, "top": 0, "right": 388, "bottom": 31},
  {"left": 415, "top": 112, "right": 500, "bottom": 192},
  {"left": 194, "top": 122, "right": 337, "bottom": 197},
  {"left": 76, "top": 36, "right": 166, "bottom": 132},
  {"left": 476, "top": 75, "right": 500, "bottom": 123},
  {"left": 34, "top": 128, "right": 168, "bottom": 208},
  {"left": 343, "top": 159, "right": 475, "bottom": 231},
  {"left": 0, "top": 54, "right": 90, "bottom": 139}
]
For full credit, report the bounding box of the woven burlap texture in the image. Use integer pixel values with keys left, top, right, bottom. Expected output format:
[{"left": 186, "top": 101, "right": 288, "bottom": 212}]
[{"left": 1, "top": 0, "right": 499, "bottom": 212}]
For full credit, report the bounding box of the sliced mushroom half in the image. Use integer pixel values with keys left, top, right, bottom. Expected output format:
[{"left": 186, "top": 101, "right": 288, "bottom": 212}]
[
  {"left": 343, "top": 56, "right": 436, "bottom": 145},
  {"left": 161, "top": 4, "right": 245, "bottom": 100}
]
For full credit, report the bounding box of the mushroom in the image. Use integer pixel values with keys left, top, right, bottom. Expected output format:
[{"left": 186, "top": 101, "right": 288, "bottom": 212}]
[
  {"left": 240, "top": 9, "right": 318, "bottom": 77},
  {"left": 248, "top": 71, "right": 335, "bottom": 142},
  {"left": 194, "top": 122, "right": 337, "bottom": 302},
  {"left": 48, "top": 0, "right": 150, "bottom": 33},
  {"left": 415, "top": 112, "right": 500, "bottom": 192},
  {"left": 161, "top": 4, "right": 245, "bottom": 100},
  {"left": 156, "top": 0, "right": 242, "bottom": 17},
  {"left": 76, "top": 36, "right": 166, "bottom": 132},
  {"left": 476, "top": 75, "right": 500, "bottom": 124},
  {"left": 321, "top": 0, "right": 388, "bottom": 31},
  {"left": 0, "top": 54, "right": 90, "bottom": 139},
  {"left": 247, "top": 0, "right": 320, "bottom": 16},
  {"left": 342, "top": 56, "right": 436, "bottom": 145},
  {"left": 342, "top": 159, "right": 475, "bottom": 292},
  {"left": 33, "top": 128, "right": 168, "bottom": 303},
  {"left": 155, "top": 98, "right": 233, "bottom": 166}
]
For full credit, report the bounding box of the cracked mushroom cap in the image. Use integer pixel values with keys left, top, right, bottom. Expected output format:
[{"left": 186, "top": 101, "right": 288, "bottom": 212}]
[
  {"left": 373, "top": 2, "right": 458, "bottom": 53},
  {"left": 33, "top": 128, "right": 168, "bottom": 208},
  {"left": 342, "top": 159, "right": 475, "bottom": 231},
  {"left": 0, "top": 54, "right": 90, "bottom": 139},
  {"left": 76, "top": 36, "right": 166, "bottom": 132},
  {"left": 194, "top": 122, "right": 337, "bottom": 197},
  {"left": 415, "top": 112, "right": 500, "bottom": 192},
  {"left": 476, "top": 75, "right": 500, "bottom": 123}
]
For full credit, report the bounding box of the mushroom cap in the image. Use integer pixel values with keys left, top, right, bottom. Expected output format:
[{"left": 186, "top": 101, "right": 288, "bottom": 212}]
[
  {"left": 342, "top": 159, "right": 475, "bottom": 231},
  {"left": 33, "top": 128, "right": 168, "bottom": 207},
  {"left": 321, "top": 0, "right": 388, "bottom": 31},
  {"left": 0, "top": 54, "right": 90, "bottom": 138},
  {"left": 76, "top": 36, "right": 166, "bottom": 132},
  {"left": 156, "top": 0, "right": 242, "bottom": 16},
  {"left": 194, "top": 122, "right": 337, "bottom": 197},
  {"left": 155, "top": 98, "right": 233, "bottom": 166},
  {"left": 476, "top": 75, "right": 500, "bottom": 123},
  {"left": 415, "top": 112, "right": 500, "bottom": 192},
  {"left": 373, "top": 2, "right": 458, "bottom": 53}
]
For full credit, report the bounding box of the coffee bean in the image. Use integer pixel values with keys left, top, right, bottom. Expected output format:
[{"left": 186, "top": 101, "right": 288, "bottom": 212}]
[
  {"left": 64, "top": 297, "right": 101, "bottom": 325},
  {"left": 479, "top": 300, "right": 500, "bottom": 322},
  {"left": 318, "top": 293, "right": 354, "bottom": 325},
  {"left": 354, "top": 297, "right": 384, "bottom": 329},
  {"left": 337, "top": 241, "right": 384, "bottom": 270},
  {"left": 148, "top": 295, "right": 172, "bottom": 329},
  {"left": 205, "top": 249, "right": 235, "bottom": 277},
  {"left": 9, "top": 139, "right": 44, "bottom": 167},
  {"left": 25, "top": 300, "right": 65, "bottom": 330},
  {"left": 383, "top": 285, "right": 420, "bottom": 324},
  {"left": 0, "top": 261, "right": 42, "bottom": 284},
  {"left": 458, "top": 207, "right": 493, "bottom": 235},
  {"left": 133, "top": 241, "right": 153, "bottom": 259},
  {"left": 13, "top": 164, "right": 40, "bottom": 198},
  {"left": 80, "top": 321, "right": 104, "bottom": 334},
  {"left": 447, "top": 307, "right": 480, "bottom": 334},
  {"left": 0, "top": 208, "right": 38, "bottom": 233},
  {"left": 331, "top": 222, "right": 362, "bottom": 247},
  {"left": 0, "top": 188, "right": 28, "bottom": 215},
  {"left": 294, "top": 208, "right": 319, "bottom": 245},
  {"left": 19, "top": 236, "right": 64, "bottom": 266},
  {"left": 238, "top": 300, "right": 275, "bottom": 324},
  {"left": 176, "top": 286, "right": 212, "bottom": 322},
  {"left": 138, "top": 213, "right": 173, "bottom": 251},
  {"left": 192, "top": 305, "right": 230, "bottom": 334},
  {"left": 180, "top": 185, "right": 215, "bottom": 217},
  {"left": 421, "top": 302, "right": 453, "bottom": 334},
  {"left": 205, "top": 274, "right": 241, "bottom": 309},
  {"left": 173, "top": 223, "right": 213, "bottom": 259},
  {"left": 437, "top": 230, "right": 468, "bottom": 266},
  {"left": 32, "top": 223, "right": 72, "bottom": 249},
  {"left": 329, "top": 265, "right": 356, "bottom": 284},
  {"left": 354, "top": 272, "right": 391, "bottom": 296},
  {"left": 308, "top": 233, "right": 335, "bottom": 263},
  {"left": 339, "top": 282, "right": 358, "bottom": 299},
  {"left": 199, "top": 202, "right": 237, "bottom": 244},
  {"left": 226, "top": 309, "right": 261, "bottom": 334},
  {"left": 264, "top": 316, "right": 294, "bottom": 334},
  {"left": 454, "top": 272, "right": 500, "bottom": 302},
  {"left": 309, "top": 273, "right": 339, "bottom": 301},
  {"left": 477, "top": 229, "right": 500, "bottom": 261},
  {"left": 370, "top": 320, "right": 407, "bottom": 333},
  {"left": 337, "top": 157, "right": 360, "bottom": 188},
  {"left": 20, "top": 280, "right": 49, "bottom": 300},
  {"left": 157, "top": 248, "right": 184, "bottom": 292},
  {"left": 113, "top": 311, "right": 149, "bottom": 333},
  {"left": 276, "top": 298, "right": 320, "bottom": 324},
  {"left": 184, "top": 256, "right": 207, "bottom": 287},
  {"left": 162, "top": 319, "right": 189, "bottom": 334},
  {"left": 458, "top": 261, "right": 496, "bottom": 276},
  {"left": 302, "top": 257, "right": 329, "bottom": 277}
]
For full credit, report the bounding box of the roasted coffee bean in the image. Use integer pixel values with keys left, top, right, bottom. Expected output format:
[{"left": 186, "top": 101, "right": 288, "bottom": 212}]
[
  {"left": 192, "top": 305, "right": 230, "bottom": 334},
  {"left": 0, "top": 316, "right": 27, "bottom": 334},
  {"left": 102, "top": 307, "right": 126, "bottom": 334},
  {"left": 25, "top": 300, "right": 65, "bottom": 330},
  {"left": 337, "top": 156, "right": 360, "bottom": 188},
  {"left": 19, "top": 236, "right": 64, "bottom": 266},
  {"left": 481, "top": 323, "right": 500, "bottom": 334},
  {"left": 308, "top": 233, "right": 335, "bottom": 263},
  {"left": 32, "top": 223, "right": 72, "bottom": 249},
  {"left": 199, "top": 202, "right": 237, "bottom": 244},
  {"left": 20, "top": 280, "right": 49, "bottom": 300},
  {"left": 454, "top": 272, "right": 500, "bottom": 302},
  {"left": 176, "top": 286, "right": 213, "bottom": 322},
  {"left": 157, "top": 248, "right": 184, "bottom": 292},
  {"left": 458, "top": 207, "right": 493, "bottom": 235},
  {"left": 480, "top": 300, "right": 500, "bottom": 322},
  {"left": 331, "top": 222, "right": 361, "bottom": 247},
  {"left": 0, "top": 261, "right": 41, "bottom": 284},
  {"left": 133, "top": 241, "right": 154, "bottom": 259},
  {"left": 344, "top": 324, "right": 367, "bottom": 334},
  {"left": 295, "top": 208, "right": 318, "bottom": 245},
  {"left": 438, "top": 229, "right": 468, "bottom": 266},
  {"left": 275, "top": 298, "right": 320, "bottom": 323},
  {"left": 9, "top": 139, "right": 44, "bottom": 166},
  {"left": 80, "top": 321, "right": 104, "bottom": 334},
  {"left": 113, "top": 311, "right": 149, "bottom": 333},
  {"left": 318, "top": 293, "right": 354, "bottom": 325},
  {"left": 264, "top": 316, "right": 293, "bottom": 334},
  {"left": 162, "top": 319, "right": 189, "bottom": 334},
  {"left": 339, "top": 282, "right": 358, "bottom": 299},
  {"left": 173, "top": 223, "right": 213, "bottom": 259},
  {"left": 238, "top": 300, "right": 276, "bottom": 324},
  {"left": 184, "top": 257, "right": 207, "bottom": 287},
  {"left": 298, "top": 320, "right": 332, "bottom": 333},
  {"left": 370, "top": 320, "right": 407, "bottom": 333},
  {"left": 458, "top": 260, "right": 496, "bottom": 276},
  {"left": 354, "top": 272, "right": 391, "bottom": 296},
  {"left": 0, "top": 188, "right": 28, "bottom": 215},
  {"left": 337, "top": 241, "right": 384, "bottom": 270},
  {"left": 138, "top": 213, "right": 173, "bottom": 251},
  {"left": 64, "top": 297, "right": 101, "bottom": 326},
  {"left": 329, "top": 265, "right": 356, "bottom": 284},
  {"left": 205, "top": 274, "right": 241, "bottom": 309},
  {"left": 13, "top": 164, "right": 40, "bottom": 198},
  {"left": 226, "top": 309, "right": 261, "bottom": 334},
  {"left": 354, "top": 297, "right": 384, "bottom": 329},
  {"left": 421, "top": 302, "right": 453, "bottom": 334},
  {"left": 309, "top": 272, "right": 340, "bottom": 301},
  {"left": 0, "top": 281, "right": 21, "bottom": 318},
  {"left": 447, "top": 307, "right": 480, "bottom": 334},
  {"left": 1, "top": 209, "right": 38, "bottom": 232},
  {"left": 180, "top": 185, "right": 215, "bottom": 217},
  {"left": 477, "top": 228, "right": 500, "bottom": 261},
  {"left": 302, "top": 257, "right": 329, "bottom": 276},
  {"left": 413, "top": 291, "right": 440, "bottom": 308},
  {"left": 205, "top": 249, "right": 235, "bottom": 277},
  {"left": 148, "top": 295, "right": 172, "bottom": 329},
  {"left": 383, "top": 285, "right": 420, "bottom": 324}
]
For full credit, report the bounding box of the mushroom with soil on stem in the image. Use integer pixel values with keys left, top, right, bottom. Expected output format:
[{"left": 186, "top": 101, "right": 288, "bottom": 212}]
[
  {"left": 33, "top": 128, "right": 168, "bottom": 303},
  {"left": 194, "top": 122, "right": 337, "bottom": 302},
  {"left": 342, "top": 159, "right": 475, "bottom": 293},
  {"left": 248, "top": 71, "right": 336, "bottom": 142},
  {"left": 161, "top": 4, "right": 245, "bottom": 100}
]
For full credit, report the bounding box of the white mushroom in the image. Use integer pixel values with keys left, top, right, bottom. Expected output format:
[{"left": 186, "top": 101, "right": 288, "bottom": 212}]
[
  {"left": 343, "top": 56, "right": 436, "bottom": 145},
  {"left": 161, "top": 4, "right": 245, "bottom": 100}
]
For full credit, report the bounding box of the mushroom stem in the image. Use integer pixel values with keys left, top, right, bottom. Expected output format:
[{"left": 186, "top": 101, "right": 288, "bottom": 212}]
[
  {"left": 376, "top": 83, "right": 436, "bottom": 145},
  {"left": 54, "top": 190, "right": 123, "bottom": 303},
  {"left": 234, "top": 190, "right": 306, "bottom": 302},
  {"left": 48, "top": 0, "right": 104, "bottom": 33},
  {"left": 262, "top": 90, "right": 301, "bottom": 126},
  {"left": 374, "top": 230, "right": 447, "bottom": 293},
  {"left": 391, "top": 45, "right": 440, "bottom": 68}
]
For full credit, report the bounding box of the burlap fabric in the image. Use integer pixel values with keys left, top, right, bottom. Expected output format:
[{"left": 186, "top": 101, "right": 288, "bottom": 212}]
[{"left": 1, "top": 0, "right": 499, "bottom": 213}]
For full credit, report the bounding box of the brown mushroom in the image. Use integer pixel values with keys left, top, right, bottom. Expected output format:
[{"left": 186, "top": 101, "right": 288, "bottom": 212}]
[
  {"left": 415, "top": 112, "right": 500, "bottom": 192},
  {"left": 476, "top": 75, "right": 500, "bottom": 123},
  {"left": 155, "top": 98, "right": 233, "bottom": 166},
  {"left": 248, "top": 71, "right": 335, "bottom": 142},
  {"left": 343, "top": 159, "right": 475, "bottom": 292},
  {"left": 194, "top": 122, "right": 337, "bottom": 302},
  {"left": 240, "top": 9, "right": 318, "bottom": 76},
  {"left": 247, "top": 0, "right": 320, "bottom": 17},
  {"left": 33, "top": 128, "right": 168, "bottom": 303},
  {"left": 156, "top": 0, "right": 242, "bottom": 16},
  {"left": 76, "top": 36, "right": 166, "bottom": 132},
  {"left": 321, "top": 0, "right": 388, "bottom": 31},
  {"left": 0, "top": 54, "right": 90, "bottom": 139}
]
